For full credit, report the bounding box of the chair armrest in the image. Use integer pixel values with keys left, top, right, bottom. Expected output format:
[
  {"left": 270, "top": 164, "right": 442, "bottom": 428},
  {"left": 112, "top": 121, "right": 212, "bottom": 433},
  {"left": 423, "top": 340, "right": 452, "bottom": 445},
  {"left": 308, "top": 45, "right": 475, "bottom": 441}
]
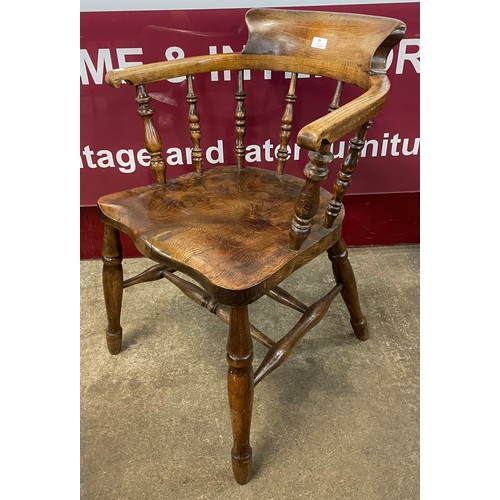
[
  {"left": 104, "top": 53, "right": 294, "bottom": 88},
  {"left": 296, "top": 75, "right": 390, "bottom": 151},
  {"left": 105, "top": 54, "right": 243, "bottom": 88}
]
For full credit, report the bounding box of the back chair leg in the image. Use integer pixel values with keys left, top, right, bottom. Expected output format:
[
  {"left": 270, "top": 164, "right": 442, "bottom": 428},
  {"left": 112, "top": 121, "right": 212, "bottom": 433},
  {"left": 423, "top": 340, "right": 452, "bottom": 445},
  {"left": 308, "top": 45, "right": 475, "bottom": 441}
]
[
  {"left": 327, "top": 238, "right": 369, "bottom": 341},
  {"left": 227, "top": 305, "right": 254, "bottom": 484},
  {"left": 102, "top": 224, "right": 124, "bottom": 354}
]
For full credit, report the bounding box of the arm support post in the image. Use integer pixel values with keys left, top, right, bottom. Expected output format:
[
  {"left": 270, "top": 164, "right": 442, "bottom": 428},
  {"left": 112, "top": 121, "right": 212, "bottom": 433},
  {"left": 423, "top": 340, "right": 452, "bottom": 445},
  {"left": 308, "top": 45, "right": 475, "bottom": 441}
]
[{"left": 289, "top": 144, "right": 333, "bottom": 250}]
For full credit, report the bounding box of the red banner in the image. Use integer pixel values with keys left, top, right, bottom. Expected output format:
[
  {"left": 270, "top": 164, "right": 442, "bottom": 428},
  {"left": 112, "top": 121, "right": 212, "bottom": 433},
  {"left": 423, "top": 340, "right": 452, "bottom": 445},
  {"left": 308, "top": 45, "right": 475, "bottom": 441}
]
[{"left": 80, "top": 3, "right": 419, "bottom": 206}]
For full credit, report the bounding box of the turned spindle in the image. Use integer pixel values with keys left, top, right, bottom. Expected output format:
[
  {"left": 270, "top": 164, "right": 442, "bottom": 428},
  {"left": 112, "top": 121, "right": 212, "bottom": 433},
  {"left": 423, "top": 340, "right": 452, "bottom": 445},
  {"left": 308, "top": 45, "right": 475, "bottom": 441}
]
[
  {"left": 102, "top": 225, "right": 123, "bottom": 355},
  {"left": 266, "top": 285, "right": 307, "bottom": 313},
  {"left": 161, "top": 270, "right": 274, "bottom": 349},
  {"left": 289, "top": 143, "right": 333, "bottom": 250},
  {"left": 235, "top": 70, "right": 247, "bottom": 169},
  {"left": 276, "top": 72, "right": 298, "bottom": 175},
  {"left": 227, "top": 305, "right": 254, "bottom": 484},
  {"left": 186, "top": 75, "right": 203, "bottom": 175},
  {"left": 254, "top": 283, "right": 343, "bottom": 385},
  {"left": 328, "top": 239, "right": 369, "bottom": 340},
  {"left": 324, "top": 121, "right": 371, "bottom": 228},
  {"left": 135, "top": 84, "right": 166, "bottom": 184},
  {"left": 328, "top": 80, "right": 344, "bottom": 113}
]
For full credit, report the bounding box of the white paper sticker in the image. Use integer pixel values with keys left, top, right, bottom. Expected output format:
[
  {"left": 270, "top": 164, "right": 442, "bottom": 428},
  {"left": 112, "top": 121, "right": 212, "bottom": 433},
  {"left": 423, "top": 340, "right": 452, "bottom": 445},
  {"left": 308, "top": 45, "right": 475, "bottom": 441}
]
[{"left": 311, "top": 36, "right": 328, "bottom": 49}]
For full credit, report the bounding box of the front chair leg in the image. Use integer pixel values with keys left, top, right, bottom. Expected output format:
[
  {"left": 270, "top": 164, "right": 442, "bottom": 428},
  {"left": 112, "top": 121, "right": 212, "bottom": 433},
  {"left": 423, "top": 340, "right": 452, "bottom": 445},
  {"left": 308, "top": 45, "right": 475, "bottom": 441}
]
[
  {"left": 328, "top": 238, "right": 369, "bottom": 341},
  {"left": 227, "top": 305, "right": 254, "bottom": 484},
  {"left": 102, "top": 224, "right": 124, "bottom": 354}
]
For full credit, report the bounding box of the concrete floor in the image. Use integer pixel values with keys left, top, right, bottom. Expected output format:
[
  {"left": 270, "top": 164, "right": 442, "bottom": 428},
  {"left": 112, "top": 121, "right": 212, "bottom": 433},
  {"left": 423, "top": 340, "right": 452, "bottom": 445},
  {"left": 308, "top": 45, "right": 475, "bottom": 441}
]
[{"left": 81, "top": 245, "right": 419, "bottom": 499}]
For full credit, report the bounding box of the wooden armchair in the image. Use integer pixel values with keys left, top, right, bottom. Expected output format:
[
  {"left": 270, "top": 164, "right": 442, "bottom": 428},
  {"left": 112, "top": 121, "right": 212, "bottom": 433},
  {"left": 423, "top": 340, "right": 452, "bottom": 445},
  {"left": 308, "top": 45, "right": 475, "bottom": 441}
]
[{"left": 98, "top": 8, "right": 406, "bottom": 484}]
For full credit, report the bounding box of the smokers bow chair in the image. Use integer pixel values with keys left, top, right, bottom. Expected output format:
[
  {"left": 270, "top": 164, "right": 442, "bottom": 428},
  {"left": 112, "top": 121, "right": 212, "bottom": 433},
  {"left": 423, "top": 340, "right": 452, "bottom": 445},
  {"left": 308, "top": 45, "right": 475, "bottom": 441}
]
[{"left": 98, "top": 9, "right": 406, "bottom": 484}]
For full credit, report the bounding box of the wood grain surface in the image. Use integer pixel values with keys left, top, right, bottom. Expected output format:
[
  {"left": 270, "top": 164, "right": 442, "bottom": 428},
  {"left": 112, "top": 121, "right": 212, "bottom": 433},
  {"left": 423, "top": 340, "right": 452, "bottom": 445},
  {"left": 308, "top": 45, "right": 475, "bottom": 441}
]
[
  {"left": 98, "top": 8, "right": 406, "bottom": 484},
  {"left": 99, "top": 166, "right": 343, "bottom": 304}
]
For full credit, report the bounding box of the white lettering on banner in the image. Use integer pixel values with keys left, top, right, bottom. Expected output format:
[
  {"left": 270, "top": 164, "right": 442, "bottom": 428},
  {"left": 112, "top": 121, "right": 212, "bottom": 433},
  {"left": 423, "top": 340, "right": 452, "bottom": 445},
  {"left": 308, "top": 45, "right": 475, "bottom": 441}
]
[
  {"left": 386, "top": 39, "right": 420, "bottom": 74},
  {"left": 80, "top": 134, "right": 419, "bottom": 173},
  {"left": 80, "top": 49, "right": 112, "bottom": 85},
  {"left": 206, "top": 140, "right": 225, "bottom": 163},
  {"left": 80, "top": 48, "right": 143, "bottom": 85},
  {"left": 331, "top": 135, "right": 420, "bottom": 159},
  {"left": 80, "top": 39, "right": 420, "bottom": 85},
  {"left": 165, "top": 46, "right": 186, "bottom": 83}
]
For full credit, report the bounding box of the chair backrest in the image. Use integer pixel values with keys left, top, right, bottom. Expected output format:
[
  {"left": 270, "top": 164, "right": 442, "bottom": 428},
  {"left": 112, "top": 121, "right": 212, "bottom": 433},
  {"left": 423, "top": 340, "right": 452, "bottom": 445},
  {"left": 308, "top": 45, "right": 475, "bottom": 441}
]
[
  {"left": 105, "top": 8, "right": 405, "bottom": 180},
  {"left": 104, "top": 8, "right": 406, "bottom": 249},
  {"left": 243, "top": 9, "right": 405, "bottom": 87}
]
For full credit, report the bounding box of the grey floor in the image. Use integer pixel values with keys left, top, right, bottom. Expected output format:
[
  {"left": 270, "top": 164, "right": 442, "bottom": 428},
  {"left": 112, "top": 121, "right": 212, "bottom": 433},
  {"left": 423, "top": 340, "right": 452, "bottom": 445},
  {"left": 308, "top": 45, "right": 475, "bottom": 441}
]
[{"left": 81, "top": 245, "right": 419, "bottom": 500}]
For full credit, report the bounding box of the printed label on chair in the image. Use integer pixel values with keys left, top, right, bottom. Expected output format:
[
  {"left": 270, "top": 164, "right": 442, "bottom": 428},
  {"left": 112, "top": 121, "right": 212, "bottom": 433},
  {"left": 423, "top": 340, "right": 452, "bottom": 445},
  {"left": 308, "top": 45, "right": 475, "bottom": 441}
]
[{"left": 311, "top": 37, "right": 328, "bottom": 49}]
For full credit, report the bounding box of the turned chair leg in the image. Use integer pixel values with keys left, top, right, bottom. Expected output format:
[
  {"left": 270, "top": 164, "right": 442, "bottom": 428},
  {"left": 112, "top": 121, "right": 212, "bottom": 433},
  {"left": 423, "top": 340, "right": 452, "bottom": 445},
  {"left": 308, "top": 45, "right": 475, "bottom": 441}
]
[
  {"left": 227, "top": 305, "right": 254, "bottom": 484},
  {"left": 327, "top": 238, "right": 369, "bottom": 341},
  {"left": 102, "top": 224, "right": 124, "bottom": 354}
]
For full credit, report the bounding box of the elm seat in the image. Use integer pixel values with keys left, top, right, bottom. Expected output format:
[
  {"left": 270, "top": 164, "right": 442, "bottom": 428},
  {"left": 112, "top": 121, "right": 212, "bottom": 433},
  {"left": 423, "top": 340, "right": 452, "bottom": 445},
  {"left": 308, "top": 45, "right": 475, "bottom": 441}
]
[
  {"left": 97, "top": 7, "right": 406, "bottom": 485},
  {"left": 99, "top": 166, "right": 344, "bottom": 303}
]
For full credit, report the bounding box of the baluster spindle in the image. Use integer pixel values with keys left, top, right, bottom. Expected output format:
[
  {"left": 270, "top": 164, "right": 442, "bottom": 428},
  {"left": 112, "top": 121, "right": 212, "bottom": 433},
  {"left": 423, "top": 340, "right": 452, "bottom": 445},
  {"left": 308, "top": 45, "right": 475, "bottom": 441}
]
[
  {"left": 276, "top": 72, "right": 298, "bottom": 175},
  {"left": 135, "top": 84, "right": 166, "bottom": 184},
  {"left": 328, "top": 80, "right": 344, "bottom": 113},
  {"left": 235, "top": 70, "right": 247, "bottom": 169},
  {"left": 289, "top": 142, "right": 333, "bottom": 250},
  {"left": 324, "top": 121, "right": 371, "bottom": 228},
  {"left": 186, "top": 75, "right": 203, "bottom": 175}
]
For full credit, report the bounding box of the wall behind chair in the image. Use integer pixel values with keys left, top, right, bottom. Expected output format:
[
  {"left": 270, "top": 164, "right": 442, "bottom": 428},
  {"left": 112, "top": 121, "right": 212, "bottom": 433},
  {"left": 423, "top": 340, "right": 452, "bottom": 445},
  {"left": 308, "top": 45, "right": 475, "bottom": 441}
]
[{"left": 80, "top": 0, "right": 420, "bottom": 258}]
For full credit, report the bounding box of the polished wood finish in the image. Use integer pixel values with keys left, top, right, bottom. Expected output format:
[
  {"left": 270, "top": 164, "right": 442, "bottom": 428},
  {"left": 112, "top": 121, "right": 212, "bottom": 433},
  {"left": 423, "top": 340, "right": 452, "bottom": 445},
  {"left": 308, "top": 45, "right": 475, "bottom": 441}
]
[
  {"left": 254, "top": 283, "right": 343, "bottom": 385},
  {"left": 122, "top": 263, "right": 170, "bottom": 288},
  {"left": 276, "top": 72, "right": 297, "bottom": 175},
  {"left": 266, "top": 285, "right": 308, "bottom": 314},
  {"left": 186, "top": 75, "right": 203, "bottom": 175},
  {"left": 106, "top": 11, "right": 404, "bottom": 151},
  {"left": 227, "top": 305, "right": 254, "bottom": 484},
  {"left": 234, "top": 70, "right": 247, "bottom": 169},
  {"left": 135, "top": 85, "right": 166, "bottom": 184},
  {"left": 160, "top": 269, "right": 274, "bottom": 349},
  {"left": 107, "top": 11, "right": 404, "bottom": 89},
  {"left": 122, "top": 262, "right": 274, "bottom": 347},
  {"left": 325, "top": 121, "right": 371, "bottom": 228},
  {"left": 328, "top": 80, "right": 345, "bottom": 113},
  {"left": 99, "top": 166, "right": 343, "bottom": 304},
  {"left": 81, "top": 193, "right": 421, "bottom": 260},
  {"left": 214, "top": 305, "right": 274, "bottom": 349},
  {"left": 289, "top": 144, "right": 333, "bottom": 250},
  {"left": 97, "top": 8, "right": 405, "bottom": 484},
  {"left": 328, "top": 238, "right": 368, "bottom": 340},
  {"left": 102, "top": 225, "right": 123, "bottom": 354}
]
